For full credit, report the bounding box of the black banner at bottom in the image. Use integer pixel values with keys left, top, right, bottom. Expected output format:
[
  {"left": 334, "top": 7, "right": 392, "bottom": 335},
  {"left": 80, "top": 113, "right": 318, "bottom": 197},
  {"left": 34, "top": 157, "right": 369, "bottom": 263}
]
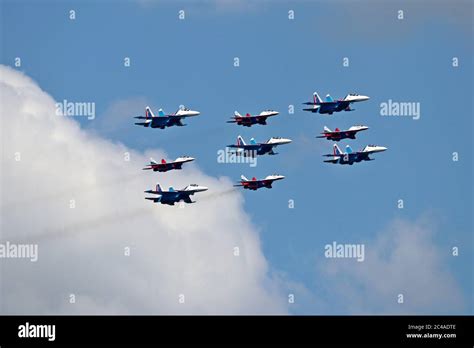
[{"left": 0, "top": 315, "right": 472, "bottom": 346}]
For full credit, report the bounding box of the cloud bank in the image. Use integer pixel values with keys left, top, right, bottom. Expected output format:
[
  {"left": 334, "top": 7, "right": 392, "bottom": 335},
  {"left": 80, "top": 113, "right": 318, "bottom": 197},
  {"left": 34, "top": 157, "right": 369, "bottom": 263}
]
[{"left": 0, "top": 65, "right": 288, "bottom": 314}]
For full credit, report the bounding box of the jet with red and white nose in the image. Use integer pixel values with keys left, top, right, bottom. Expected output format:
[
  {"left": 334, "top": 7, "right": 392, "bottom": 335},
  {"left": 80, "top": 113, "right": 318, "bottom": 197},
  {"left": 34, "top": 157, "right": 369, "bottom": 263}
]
[
  {"left": 227, "top": 135, "right": 292, "bottom": 157},
  {"left": 234, "top": 174, "right": 285, "bottom": 191},
  {"left": 134, "top": 106, "right": 200, "bottom": 129},
  {"left": 227, "top": 110, "right": 279, "bottom": 127},
  {"left": 303, "top": 92, "right": 370, "bottom": 115},
  {"left": 142, "top": 156, "right": 195, "bottom": 172},
  {"left": 317, "top": 125, "right": 369, "bottom": 141},
  {"left": 323, "top": 144, "right": 387, "bottom": 165}
]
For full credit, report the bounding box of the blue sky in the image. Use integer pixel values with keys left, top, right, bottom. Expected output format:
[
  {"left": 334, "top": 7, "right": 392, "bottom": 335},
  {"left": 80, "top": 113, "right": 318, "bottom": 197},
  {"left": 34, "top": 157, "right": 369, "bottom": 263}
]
[{"left": 1, "top": 0, "right": 472, "bottom": 314}]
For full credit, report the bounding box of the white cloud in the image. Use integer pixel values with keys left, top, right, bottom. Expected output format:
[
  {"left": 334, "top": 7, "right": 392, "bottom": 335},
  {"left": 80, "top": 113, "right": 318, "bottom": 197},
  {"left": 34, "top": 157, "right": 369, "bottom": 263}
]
[
  {"left": 0, "top": 65, "right": 288, "bottom": 314},
  {"left": 317, "top": 217, "right": 466, "bottom": 314}
]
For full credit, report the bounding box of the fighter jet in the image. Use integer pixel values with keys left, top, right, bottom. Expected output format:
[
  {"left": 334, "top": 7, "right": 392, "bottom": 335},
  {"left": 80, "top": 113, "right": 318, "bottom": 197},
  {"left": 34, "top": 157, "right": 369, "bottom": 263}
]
[
  {"left": 303, "top": 92, "right": 370, "bottom": 115},
  {"left": 227, "top": 110, "right": 279, "bottom": 127},
  {"left": 323, "top": 144, "right": 387, "bottom": 165},
  {"left": 134, "top": 106, "right": 200, "bottom": 129},
  {"left": 144, "top": 183, "right": 208, "bottom": 205},
  {"left": 142, "top": 156, "right": 195, "bottom": 172},
  {"left": 317, "top": 125, "right": 369, "bottom": 142},
  {"left": 227, "top": 135, "right": 292, "bottom": 157},
  {"left": 234, "top": 174, "right": 285, "bottom": 191}
]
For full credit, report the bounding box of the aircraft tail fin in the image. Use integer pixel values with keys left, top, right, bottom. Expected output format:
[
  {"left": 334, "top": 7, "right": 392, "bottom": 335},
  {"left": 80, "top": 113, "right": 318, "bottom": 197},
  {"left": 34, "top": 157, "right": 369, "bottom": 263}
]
[
  {"left": 313, "top": 92, "right": 322, "bottom": 104},
  {"left": 150, "top": 158, "right": 158, "bottom": 164},
  {"left": 240, "top": 175, "right": 249, "bottom": 181},
  {"left": 234, "top": 111, "right": 241, "bottom": 117},
  {"left": 155, "top": 183, "right": 163, "bottom": 193},
  {"left": 237, "top": 135, "right": 246, "bottom": 146},
  {"left": 323, "top": 126, "right": 331, "bottom": 133},
  {"left": 145, "top": 106, "right": 155, "bottom": 119},
  {"left": 333, "top": 144, "right": 343, "bottom": 156}
]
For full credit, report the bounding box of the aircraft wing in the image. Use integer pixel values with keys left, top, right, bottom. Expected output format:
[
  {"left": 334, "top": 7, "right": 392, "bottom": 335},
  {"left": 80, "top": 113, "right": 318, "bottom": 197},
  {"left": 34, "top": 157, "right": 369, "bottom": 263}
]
[
  {"left": 259, "top": 143, "right": 275, "bottom": 151},
  {"left": 261, "top": 179, "right": 275, "bottom": 185},
  {"left": 145, "top": 189, "right": 161, "bottom": 194},
  {"left": 145, "top": 196, "right": 161, "bottom": 202},
  {"left": 135, "top": 122, "right": 151, "bottom": 127},
  {"left": 182, "top": 195, "right": 194, "bottom": 203},
  {"left": 167, "top": 116, "right": 185, "bottom": 126},
  {"left": 150, "top": 117, "right": 170, "bottom": 127},
  {"left": 254, "top": 116, "right": 268, "bottom": 124},
  {"left": 320, "top": 129, "right": 355, "bottom": 137},
  {"left": 344, "top": 129, "right": 359, "bottom": 135},
  {"left": 233, "top": 116, "right": 258, "bottom": 121},
  {"left": 359, "top": 150, "right": 374, "bottom": 156},
  {"left": 323, "top": 158, "right": 339, "bottom": 163},
  {"left": 303, "top": 105, "right": 321, "bottom": 111},
  {"left": 172, "top": 162, "right": 184, "bottom": 169},
  {"left": 228, "top": 144, "right": 260, "bottom": 150},
  {"left": 335, "top": 100, "right": 352, "bottom": 110},
  {"left": 318, "top": 131, "right": 339, "bottom": 137},
  {"left": 229, "top": 116, "right": 264, "bottom": 122},
  {"left": 170, "top": 114, "right": 193, "bottom": 120},
  {"left": 143, "top": 164, "right": 161, "bottom": 170}
]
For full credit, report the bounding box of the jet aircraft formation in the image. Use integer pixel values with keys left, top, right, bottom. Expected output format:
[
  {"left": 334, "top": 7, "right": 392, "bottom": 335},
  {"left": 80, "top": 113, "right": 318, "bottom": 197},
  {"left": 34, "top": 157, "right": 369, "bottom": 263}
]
[
  {"left": 225, "top": 113, "right": 291, "bottom": 190},
  {"left": 134, "top": 105, "right": 207, "bottom": 205},
  {"left": 134, "top": 92, "right": 386, "bottom": 205},
  {"left": 303, "top": 92, "right": 387, "bottom": 165}
]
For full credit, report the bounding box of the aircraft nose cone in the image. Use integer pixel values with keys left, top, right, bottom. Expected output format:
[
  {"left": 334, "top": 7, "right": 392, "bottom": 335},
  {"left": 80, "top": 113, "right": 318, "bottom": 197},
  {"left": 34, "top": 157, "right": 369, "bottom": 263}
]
[
  {"left": 361, "top": 95, "right": 370, "bottom": 101},
  {"left": 379, "top": 146, "right": 387, "bottom": 152},
  {"left": 198, "top": 186, "right": 208, "bottom": 192}
]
